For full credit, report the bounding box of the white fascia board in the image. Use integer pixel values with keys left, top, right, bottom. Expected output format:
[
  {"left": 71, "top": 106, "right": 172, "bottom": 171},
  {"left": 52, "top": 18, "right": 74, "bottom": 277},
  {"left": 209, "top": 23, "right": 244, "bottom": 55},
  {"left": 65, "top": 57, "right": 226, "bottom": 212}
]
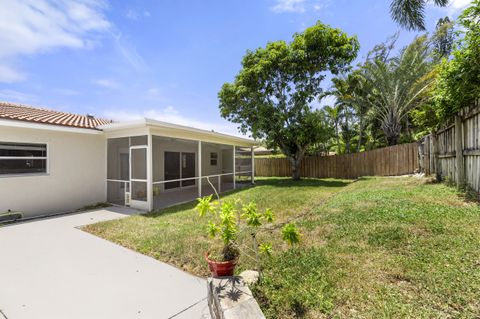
[
  {"left": 97, "top": 118, "right": 148, "bottom": 131},
  {"left": 98, "top": 117, "right": 257, "bottom": 146},
  {"left": 0, "top": 119, "right": 103, "bottom": 135},
  {"left": 144, "top": 118, "right": 256, "bottom": 146}
]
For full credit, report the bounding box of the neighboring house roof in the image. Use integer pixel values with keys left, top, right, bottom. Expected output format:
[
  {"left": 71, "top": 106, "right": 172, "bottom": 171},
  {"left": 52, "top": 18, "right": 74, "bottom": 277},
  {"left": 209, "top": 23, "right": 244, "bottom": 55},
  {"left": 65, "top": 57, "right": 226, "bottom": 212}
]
[{"left": 0, "top": 102, "right": 112, "bottom": 130}]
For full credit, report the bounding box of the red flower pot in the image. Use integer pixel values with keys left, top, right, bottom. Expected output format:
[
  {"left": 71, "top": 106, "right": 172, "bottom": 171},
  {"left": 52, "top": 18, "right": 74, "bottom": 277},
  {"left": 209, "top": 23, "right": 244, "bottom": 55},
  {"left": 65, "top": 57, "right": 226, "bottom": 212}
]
[{"left": 205, "top": 252, "right": 238, "bottom": 277}]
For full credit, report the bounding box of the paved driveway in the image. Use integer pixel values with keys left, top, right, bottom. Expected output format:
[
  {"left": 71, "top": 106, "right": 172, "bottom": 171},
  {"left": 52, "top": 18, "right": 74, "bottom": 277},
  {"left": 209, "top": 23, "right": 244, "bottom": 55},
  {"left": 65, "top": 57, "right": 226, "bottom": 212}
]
[{"left": 0, "top": 207, "right": 210, "bottom": 319}]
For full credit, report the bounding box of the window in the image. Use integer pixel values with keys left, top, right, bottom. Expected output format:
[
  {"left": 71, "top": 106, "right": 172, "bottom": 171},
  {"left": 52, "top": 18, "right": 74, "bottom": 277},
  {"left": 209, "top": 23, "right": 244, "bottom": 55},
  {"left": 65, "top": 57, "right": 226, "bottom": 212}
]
[
  {"left": 0, "top": 142, "right": 47, "bottom": 175},
  {"left": 210, "top": 152, "right": 218, "bottom": 166}
]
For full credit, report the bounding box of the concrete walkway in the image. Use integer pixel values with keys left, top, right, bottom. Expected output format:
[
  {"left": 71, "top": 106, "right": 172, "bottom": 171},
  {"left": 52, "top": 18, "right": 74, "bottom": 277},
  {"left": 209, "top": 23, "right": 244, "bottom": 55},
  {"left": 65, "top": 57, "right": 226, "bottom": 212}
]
[{"left": 0, "top": 207, "right": 210, "bottom": 319}]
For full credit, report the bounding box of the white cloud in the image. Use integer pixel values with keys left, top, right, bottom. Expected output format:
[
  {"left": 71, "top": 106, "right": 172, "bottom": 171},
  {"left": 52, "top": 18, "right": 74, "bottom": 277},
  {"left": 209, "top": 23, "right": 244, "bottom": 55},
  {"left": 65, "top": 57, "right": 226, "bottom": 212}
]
[
  {"left": 0, "top": 64, "right": 26, "bottom": 83},
  {"left": 447, "top": 0, "right": 473, "bottom": 14},
  {"left": 53, "top": 88, "right": 80, "bottom": 96},
  {"left": 112, "top": 32, "right": 147, "bottom": 71},
  {"left": 144, "top": 87, "right": 166, "bottom": 101},
  {"left": 125, "top": 8, "right": 151, "bottom": 20},
  {"left": 92, "top": 78, "right": 119, "bottom": 89},
  {"left": 272, "top": 0, "right": 306, "bottom": 13},
  {"left": 125, "top": 9, "right": 139, "bottom": 20},
  {"left": 148, "top": 87, "right": 161, "bottom": 95},
  {"left": 431, "top": 0, "right": 473, "bottom": 15},
  {"left": 271, "top": 0, "right": 329, "bottom": 14},
  {"left": 0, "top": 0, "right": 110, "bottom": 83},
  {"left": 0, "top": 89, "right": 37, "bottom": 103},
  {"left": 103, "top": 106, "right": 246, "bottom": 137},
  {"left": 319, "top": 94, "right": 336, "bottom": 107}
]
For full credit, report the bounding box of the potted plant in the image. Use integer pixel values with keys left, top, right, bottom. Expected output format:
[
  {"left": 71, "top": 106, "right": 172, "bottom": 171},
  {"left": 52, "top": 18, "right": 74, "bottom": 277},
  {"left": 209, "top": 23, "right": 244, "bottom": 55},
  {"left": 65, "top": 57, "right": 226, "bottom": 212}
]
[{"left": 196, "top": 195, "right": 274, "bottom": 277}]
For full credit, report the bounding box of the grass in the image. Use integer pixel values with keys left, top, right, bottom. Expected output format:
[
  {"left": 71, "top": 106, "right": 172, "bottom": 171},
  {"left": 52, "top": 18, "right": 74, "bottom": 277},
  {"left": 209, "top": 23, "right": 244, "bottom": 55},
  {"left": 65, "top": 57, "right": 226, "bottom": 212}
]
[{"left": 84, "top": 177, "right": 480, "bottom": 318}]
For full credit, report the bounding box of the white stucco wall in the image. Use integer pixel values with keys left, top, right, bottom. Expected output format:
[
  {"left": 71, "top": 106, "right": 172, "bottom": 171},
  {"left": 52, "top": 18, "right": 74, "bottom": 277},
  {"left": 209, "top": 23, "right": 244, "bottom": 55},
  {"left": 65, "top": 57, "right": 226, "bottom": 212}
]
[{"left": 0, "top": 126, "right": 106, "bottom": 218}]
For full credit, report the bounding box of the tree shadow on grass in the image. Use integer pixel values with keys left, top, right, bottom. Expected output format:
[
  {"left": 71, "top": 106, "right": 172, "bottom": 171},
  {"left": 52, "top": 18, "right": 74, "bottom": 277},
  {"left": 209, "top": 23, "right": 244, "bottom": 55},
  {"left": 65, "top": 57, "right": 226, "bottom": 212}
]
[
  {"left": 142, "top": 178, "right": 350, "bottom": 218},
  {"left": 255, "top": 177, "right": 351, "bottom": 188},
  {"left": 143, "top": 186, "right": 251, "bottom": 218}
]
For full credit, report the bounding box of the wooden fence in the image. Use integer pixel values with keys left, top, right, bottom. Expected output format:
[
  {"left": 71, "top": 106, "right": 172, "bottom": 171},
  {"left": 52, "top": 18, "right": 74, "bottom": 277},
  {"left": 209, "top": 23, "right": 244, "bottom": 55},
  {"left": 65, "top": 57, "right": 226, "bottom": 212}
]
[
  {"left": 419, "top": 103, "right": 480, "bottom": 192},
  {"left": 255, "top": 103, "right": 479, "bottom": 193},
  {"left": 255, "top": 142, "right": 419, "bottom": 179}
]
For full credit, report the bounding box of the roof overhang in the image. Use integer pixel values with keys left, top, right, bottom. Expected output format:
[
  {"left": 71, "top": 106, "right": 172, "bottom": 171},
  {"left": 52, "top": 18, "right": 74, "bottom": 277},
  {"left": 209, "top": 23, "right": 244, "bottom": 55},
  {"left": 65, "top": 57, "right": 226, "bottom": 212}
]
[
  {"left": 0, "top": 118, "right": 103, "bottom": 135},
  {"left": 98, "top": 118, "right": 257, "bottom": 147}
]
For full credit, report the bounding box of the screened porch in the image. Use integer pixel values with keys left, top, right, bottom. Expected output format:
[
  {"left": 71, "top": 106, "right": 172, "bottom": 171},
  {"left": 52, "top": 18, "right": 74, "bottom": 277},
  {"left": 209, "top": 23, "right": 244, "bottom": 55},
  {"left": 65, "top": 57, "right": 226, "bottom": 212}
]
[{"left": 104, "top": 122, "right": 255, "bottom": 211}]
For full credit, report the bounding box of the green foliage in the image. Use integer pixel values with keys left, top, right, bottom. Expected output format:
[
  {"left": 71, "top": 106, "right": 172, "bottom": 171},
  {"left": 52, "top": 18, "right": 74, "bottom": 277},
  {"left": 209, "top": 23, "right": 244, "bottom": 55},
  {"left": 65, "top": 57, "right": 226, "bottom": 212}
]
[
  {"left": 219, "top": 201, "right": 238, "bottom": 245},
  {"left": 259, "top": 242, "right": 273, "bottom": 256},
  {"left": 432, "top": 17, "right": 455, "bottom": 58},
  {"left": 390, "top": 0, "right": 449, "bottom": 31},
  {"left": 433, "top": 0, "right": 480, "bottom": 120},
  {"left": 196, "top": 195, "right": 215, "bottom": 217},
  {"left": 263, "top": 208, "right": 274, "bottom": 223},
  {"left": 242, "top": 201, "right": 262, "bottom": 227},
  {"left": 282, "top": 223, "right": 301, "bottom": 245},
  {"left": 195, "top": 195, "right": 280, "bottom": 263},
  {"left": 362, "top": 35, "right": 435, "bottom": 145},
  {"left": 219, "top": 21, "right": 358, "bottom": 179}
]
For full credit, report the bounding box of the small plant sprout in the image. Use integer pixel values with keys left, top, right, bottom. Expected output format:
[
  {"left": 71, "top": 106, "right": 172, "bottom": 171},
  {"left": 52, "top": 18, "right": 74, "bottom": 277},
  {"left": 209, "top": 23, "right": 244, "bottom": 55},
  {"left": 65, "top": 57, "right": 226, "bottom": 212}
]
[
  {"left": 282, "top": 223, "right": 301, "bottom": 246},
  {"left": 196, "top": 195, "right": 216, "bottom": 217},
  {"left": 259, "top": 243, "right": 273, "bottom": 257}
]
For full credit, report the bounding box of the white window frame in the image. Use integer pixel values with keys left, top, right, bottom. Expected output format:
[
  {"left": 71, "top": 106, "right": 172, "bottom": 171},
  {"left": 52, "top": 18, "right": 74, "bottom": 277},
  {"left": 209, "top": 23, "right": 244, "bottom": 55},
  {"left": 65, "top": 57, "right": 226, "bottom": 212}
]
[
  {"left": 0, "top": 141, "right": 49, "bottom": 177},
  {"left": 210, "top": 151, "right": 218, "bottom": 166}
]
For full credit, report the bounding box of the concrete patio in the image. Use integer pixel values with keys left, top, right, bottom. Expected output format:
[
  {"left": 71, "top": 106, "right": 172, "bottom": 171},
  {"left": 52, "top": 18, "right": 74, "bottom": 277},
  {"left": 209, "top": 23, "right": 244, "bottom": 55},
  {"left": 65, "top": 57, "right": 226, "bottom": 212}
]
[{"left": 0, "top": 207, "right": 210, "bottom": 319}]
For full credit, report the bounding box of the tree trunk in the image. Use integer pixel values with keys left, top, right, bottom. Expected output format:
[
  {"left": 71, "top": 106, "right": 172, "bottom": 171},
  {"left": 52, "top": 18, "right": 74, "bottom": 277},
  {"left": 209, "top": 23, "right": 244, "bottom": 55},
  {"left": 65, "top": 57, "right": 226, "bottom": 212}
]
[
  {"left": 292, "top": 162, "right": 301, "bottom": 180},
  {"left": 357, "top": 117, "right": 364, "bottom": 153},
  {"left": 287, "top": 150, "right": 305, "bottom": 180},
  {"left": 383, "top": 112, "right": 402, "bottom": 146},
  {"left": 344, "top": 109, "right": 351, "bottom": 154},
  {"left": 335, "top": 124, "right": 340, "bottom": 154}
]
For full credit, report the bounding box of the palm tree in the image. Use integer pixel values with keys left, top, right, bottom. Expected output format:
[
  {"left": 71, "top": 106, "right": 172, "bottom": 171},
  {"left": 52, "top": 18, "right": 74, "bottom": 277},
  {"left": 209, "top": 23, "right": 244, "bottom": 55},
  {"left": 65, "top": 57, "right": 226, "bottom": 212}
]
[
  {"left": 363, "top": 36, "right": 434, "bottom": 145},
  {"left": 390, "top": 0, "right": 449, "bottom": 31},
  {"left": 324, "top": 105, "right": 342, "bottom": 153},
  {"left": 330, "top": 77, "right": 355, "bottom": 153}
]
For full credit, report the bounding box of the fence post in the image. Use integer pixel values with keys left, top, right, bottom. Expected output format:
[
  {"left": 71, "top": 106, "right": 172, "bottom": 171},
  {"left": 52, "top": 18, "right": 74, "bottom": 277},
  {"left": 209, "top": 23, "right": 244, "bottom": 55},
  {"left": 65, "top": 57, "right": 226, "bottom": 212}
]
[
  {"left": 418, "top": 140, "right": 424, "bottom": 173},
  {"left": 455, "top": 115, "right": 465, "bottom": 189},
  {"left": 432, "top": 133, "right": 441, "bottom": 181}
]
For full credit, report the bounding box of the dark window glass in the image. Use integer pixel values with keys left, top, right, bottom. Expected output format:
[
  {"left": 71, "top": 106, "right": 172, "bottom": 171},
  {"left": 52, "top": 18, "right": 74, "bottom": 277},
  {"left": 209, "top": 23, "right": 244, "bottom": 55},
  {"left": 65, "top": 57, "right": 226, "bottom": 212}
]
[
  {"left": 0, "top": 142, "right": 47, "bottom": 175},
  {"left": 0, "top": 143, "right": 47, "bottom": 157},
  {"left": 0, "top": 159, "right": 46, "bottom": 174},
  {"left": 210, "top": 152, "right": 218, "bottom": 166},
  {"left": 181, "top": 152, "right": 196, "bottom": 187},
  {"left": 164, "top": 151, "right": 180, "bottom": 189}
]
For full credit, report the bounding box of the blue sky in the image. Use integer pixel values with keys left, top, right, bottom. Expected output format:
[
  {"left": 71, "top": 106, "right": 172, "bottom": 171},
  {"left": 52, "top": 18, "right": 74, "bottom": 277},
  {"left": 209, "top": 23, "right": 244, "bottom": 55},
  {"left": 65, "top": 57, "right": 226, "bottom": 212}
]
[{"left": 0, "top": 0, "right": 472, "bottom": 136}]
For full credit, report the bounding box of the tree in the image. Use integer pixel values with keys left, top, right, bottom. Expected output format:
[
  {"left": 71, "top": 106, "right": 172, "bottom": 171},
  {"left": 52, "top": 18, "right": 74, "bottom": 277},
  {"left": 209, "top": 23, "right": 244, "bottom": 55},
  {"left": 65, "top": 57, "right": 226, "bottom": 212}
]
[
  {"left": 432, "top": 17, "right": 455, "bottom": 58},
  {"left": 219, "top": 22, "right": 359, "bottom": 180},
  {"left": 324, "top": 105, "right": 342, "bottom": 153},
  {"left": 390, "top": 0, "right": 449, "bottom": 31},
  {"left": 363, "top": 36, "right": 434, "bottom": 145},
  {"left": 329, "top": 71, "right": 372, "bottom": 153},
  {"left": 434, "top": 0, "right": 480, "bottom": 120}
]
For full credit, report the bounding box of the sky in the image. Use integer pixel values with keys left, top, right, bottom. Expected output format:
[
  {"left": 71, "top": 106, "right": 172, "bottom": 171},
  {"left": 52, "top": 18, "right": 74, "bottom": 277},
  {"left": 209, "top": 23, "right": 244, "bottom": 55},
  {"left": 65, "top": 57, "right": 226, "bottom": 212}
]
[{"left": 0, "top": 0, "right": 472, "bottom": 137}]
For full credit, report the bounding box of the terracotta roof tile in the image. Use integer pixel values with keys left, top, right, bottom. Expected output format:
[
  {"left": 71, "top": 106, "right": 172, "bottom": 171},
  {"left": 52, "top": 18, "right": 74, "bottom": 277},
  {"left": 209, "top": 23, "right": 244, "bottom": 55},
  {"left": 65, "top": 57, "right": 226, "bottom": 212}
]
[{"left": 0, "top": 102, "right": 112, "bottom": 130}]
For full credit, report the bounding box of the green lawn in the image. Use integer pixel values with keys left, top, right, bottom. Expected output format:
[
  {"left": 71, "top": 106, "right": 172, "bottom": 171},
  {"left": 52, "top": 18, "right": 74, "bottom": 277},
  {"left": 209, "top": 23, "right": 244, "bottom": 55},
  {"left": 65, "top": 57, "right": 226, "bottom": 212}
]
[{"left": 84, "top": 177, "right": 480, "bottom": 318}]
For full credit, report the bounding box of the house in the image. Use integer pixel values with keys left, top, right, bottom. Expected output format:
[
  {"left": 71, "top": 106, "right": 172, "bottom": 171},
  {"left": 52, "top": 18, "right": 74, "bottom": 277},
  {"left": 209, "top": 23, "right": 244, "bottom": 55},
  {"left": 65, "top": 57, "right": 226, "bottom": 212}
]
[{"left": 0, "top": 102, "right": 255, "bottom": 218}]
